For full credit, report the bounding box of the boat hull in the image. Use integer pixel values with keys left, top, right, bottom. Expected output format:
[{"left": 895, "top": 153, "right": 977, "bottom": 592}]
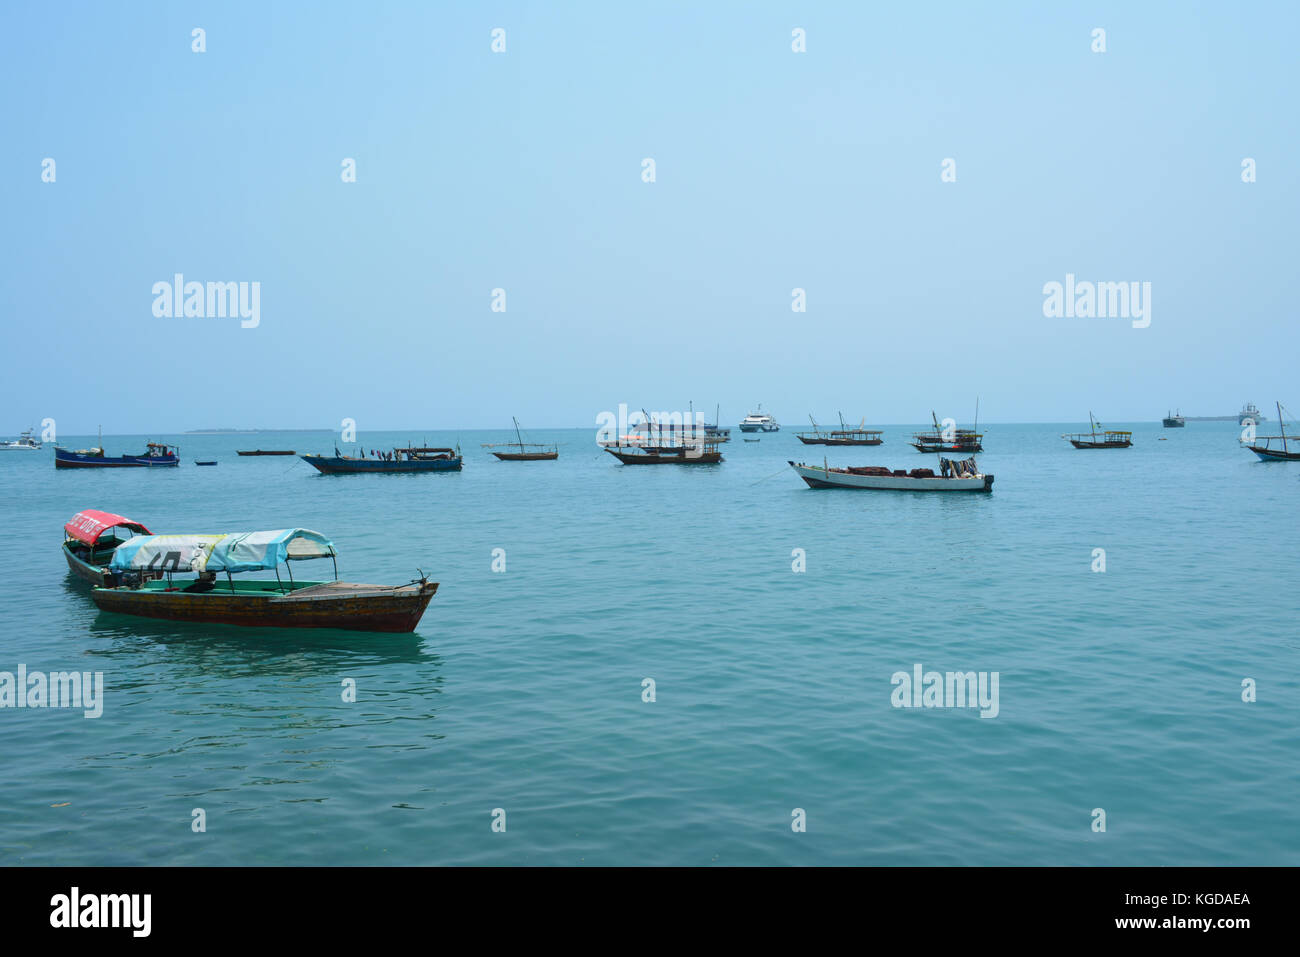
[
  {"left": 63, "top": 542, "right": 112, "bottom": 586},
  {"left": 797, "top": 436, "right": 883, "bottom": 446},
  {"left": 492, "top": 451, "right": 558, "bottom": 461},
  {"left": 1162, "top": 419, "right": 1185, "bottom": 428},
  {"left": 1069, "top": 439, "right": 1132, "bottom": 449},
  {"left": 236, "top": 450, "right": 296, "bottom": 456},
  {"left": 300, "top": 454, "right": 463, "bottom": 474},
  {"left": 1248, "top": 445, "right": 1300, "bottom": 461},
  {"left": 789, "top": 461, "right": 993, "bottom": 492},
  {"left": 90, "top": 580, "right": 439, "bottom": 633},
  {"left": 606, "top": 448, "right": 722, "bottom": 465}
]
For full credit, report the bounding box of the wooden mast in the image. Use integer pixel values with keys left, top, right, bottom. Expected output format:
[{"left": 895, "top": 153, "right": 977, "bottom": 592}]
[
  {"left": 1278, "top": 401, "right": 1287, "bottom": 454},
  {"left": 513, "top": 416, "right": 524, "bottom": 452}
]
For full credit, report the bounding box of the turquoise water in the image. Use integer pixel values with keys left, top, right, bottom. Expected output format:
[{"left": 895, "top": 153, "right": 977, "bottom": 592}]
[{"left": 1, "top": 423, "right": 1296, "bottom": 865}]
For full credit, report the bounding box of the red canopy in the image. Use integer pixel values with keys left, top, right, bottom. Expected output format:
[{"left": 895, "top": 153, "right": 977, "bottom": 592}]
[{"left": 64, "top": 510, "right": 151, "bottom": 546}]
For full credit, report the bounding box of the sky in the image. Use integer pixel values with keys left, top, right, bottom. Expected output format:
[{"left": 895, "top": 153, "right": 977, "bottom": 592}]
[{"left": 1, "top": 1, "right": 1296, "bottom": 434}]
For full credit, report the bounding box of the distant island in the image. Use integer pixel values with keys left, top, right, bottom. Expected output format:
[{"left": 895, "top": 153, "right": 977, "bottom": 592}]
[{"left": 185, "top": 428, "right": 334, "bottom": 434}]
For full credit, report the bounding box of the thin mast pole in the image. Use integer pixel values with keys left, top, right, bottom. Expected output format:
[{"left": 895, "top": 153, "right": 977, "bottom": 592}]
[
  {"left": 1278, "top": 401, "right": 1287, "bottom": 454},
  {"left": 513, "top": 416, "right": 524, "bottom": 451}
]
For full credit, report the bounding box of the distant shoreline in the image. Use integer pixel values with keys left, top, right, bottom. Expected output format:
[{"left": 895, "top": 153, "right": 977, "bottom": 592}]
[{"left": 184, "top": 429, "right": 335, "bottom": 435}]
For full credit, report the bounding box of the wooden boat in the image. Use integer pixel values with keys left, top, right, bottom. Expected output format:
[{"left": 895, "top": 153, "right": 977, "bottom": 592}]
[
  {"left": 54, "top": 437, "right": 179, "bottom": 468},
  {"left": 236, "top": 449, "right": 296, "bottom": 456},
  {"left": 195, "top": 460, "right": 218, "bottom": 466},
  {"left": 606, "top": 439, "right": 723, "bottom": 464},
  {"left": 300, "top": 445, "right": 463, "bottom": 474},
  {"left": 790, "top": 456, "right": 993, "bottom": 492},
  {"left": 910, "top": 410, "right": 983, "bottom": 453},
  {"left": 482, "top": 417, "right": 558, "bottom": 460},
  {"left": 1244, "top": 402, "right": 1299, "bottom": 460},
  {"left": 1162, "top": 410, "right": 1185, "bottom": 428},
  {"left": 796, "top": 413, "right": 884, "bottom": 446},
  {"left": 90, "top": 529, "right": 438, "bottom": 632},
  {"left": 1065, "top": 412, "right": 1132, "bottom": 448},
  {"left": 62, "top": 510, "right": 156, "bottom": 587}
]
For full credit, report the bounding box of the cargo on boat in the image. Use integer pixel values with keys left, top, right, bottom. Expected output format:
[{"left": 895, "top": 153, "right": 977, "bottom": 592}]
[
  {"left": 62, "top": 509, "right": 155, "bottom": 586},
  {"left": 92, "top": 528, "right": 438, "bottom": 632},
  {"left": 789, "top": 456, "right": 993, "bottom": 492},
  {"left": 301, "top": 445, "right": 463, "bottom": 474}
]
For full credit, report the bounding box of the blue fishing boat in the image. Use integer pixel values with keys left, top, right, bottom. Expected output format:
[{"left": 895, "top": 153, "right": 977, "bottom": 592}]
[
  {"left": 300, "top": 445, "right": 463, "bottom": 474},
  {"left": 54, "top": 441, "right": 180, "bottom": 469}
]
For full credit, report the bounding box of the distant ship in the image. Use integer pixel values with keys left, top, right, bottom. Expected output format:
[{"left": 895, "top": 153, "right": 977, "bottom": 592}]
[
  {"left": 739, "top": 406, "right": 779, "bottom": 432},
  {"left": 1239, "top": 402, "right": 1266, "bottom": 425},
  {"left": 1162, "top": 410, "right": 1185, "bottom": 428},
  {"left": 0, "top": 428, "right": 41, "bottom": 450}
]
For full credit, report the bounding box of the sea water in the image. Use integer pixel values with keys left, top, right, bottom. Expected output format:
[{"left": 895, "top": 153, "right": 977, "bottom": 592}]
[{"left": 0, "top": 422, "right": 1296, "bottom": 865}]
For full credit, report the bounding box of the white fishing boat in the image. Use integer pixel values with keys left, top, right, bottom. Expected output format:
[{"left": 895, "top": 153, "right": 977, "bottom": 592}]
[
  {"left": 789, "top": 456, "right": 994, "bottom": 492},
  {"left": 0, "top": 428, "right": 41, "bottom": 450}
]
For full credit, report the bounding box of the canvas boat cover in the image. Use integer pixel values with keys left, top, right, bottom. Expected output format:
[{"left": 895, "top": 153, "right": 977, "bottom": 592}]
[
  {"left": 109, "top": 529, "right": 335, "bottom": 574},
  {"left": 64, "top": 510, "right": 151, "bottom": 546}
]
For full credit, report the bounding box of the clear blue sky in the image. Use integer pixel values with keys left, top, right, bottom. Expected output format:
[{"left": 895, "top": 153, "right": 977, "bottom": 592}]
[{"left": 2, "top": 1, "right": 1295, "bottom": 433}]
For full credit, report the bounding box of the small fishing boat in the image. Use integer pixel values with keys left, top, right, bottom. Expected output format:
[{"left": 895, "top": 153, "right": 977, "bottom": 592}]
[
  {"left": 1162, "top": 409, "right": 1185, "bottom": 428},
  {"left": 0, "top": 428, "right": 41, "bottom": 450},
  {"left": 300, "top": 445, "right": 463, "bottom": 474},
  {"left": 62, "top": 510, "right": 155, "bottom": 586},
  {"left": 91, "top": 528, "right": 438, "bottom": 632},
  {"left": 195, "top": 460, "right": 218, "bottom": 466},
  {"left": 789, "top": 456, "right": 993, "bottom": 492},
  {"left": 910, "top": 410, "right": 983, "bottom": 453},
  {"left": 482, "top": 417, "right": 558, "bottom": 461},
  {"left": 1243, "top": 402, "right": 1299, "bottom": 461},
  {"left": 236, "top": 449, "right": 296, "bottom": 456},
  {"left": 54, "top": 436, "right": 180, "bottom": 468},
  {"left": 796, "top": 413, "right": 884, "bottom": 446},
  {"left": 606, "top": 439, "right": 723, "bottom": 464},
  {"left": 1065, "top": 412, "right": 1132, "bottom": 449},
  {"left": 738, "top": 406, "right": 780, "bottom": 432}
]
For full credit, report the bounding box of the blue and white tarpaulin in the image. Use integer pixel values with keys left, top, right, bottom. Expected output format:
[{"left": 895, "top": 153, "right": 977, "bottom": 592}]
[{"left": 109, "top": 529, "right": 335, "bottom": 573}]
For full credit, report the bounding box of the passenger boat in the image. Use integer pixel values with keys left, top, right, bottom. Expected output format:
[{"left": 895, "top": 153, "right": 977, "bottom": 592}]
[
  {"left": 236, "top": 449, "right": 296, "bottom": 456},
  {"left": 796, "top": 413, "right": 884, "bottom": 446},
  {"left": 482, "top": 417, "right": 558, "bottom": 461},
  {"left": 1065, "top": 413, "right": 1132, "bottom": 449},
  {"left": 789, "top": 456, "right": 993, "bottom": 492},
  {"left": 91, "top": 528, "right": 438, "bottom": 632},
  {"left": 606, "top": 438, "right": 723, "bottom": 464},
  {"left": 54, "top": 439, "right": 180, "bottom": 468},
  {"left": 1243, "top": 402, "right": 1299, "bottom": 461},
  {"left": 0, "top": 428, "right": 41, "bottom": 450},
  {"left": 910, "top": 411, "right": 983, "bottom": 453},
  {"left": 62, "top": 510, "right": 155, "bottom": 586},
  {"left": 300, "top": 445, "right": 463, "bottom": 474},
  {"left": 738, "top": 406, "right": 779, "bottom": 432},
  {"left": 1162, "top": 410, "right": 1185, "bottom": 428}
]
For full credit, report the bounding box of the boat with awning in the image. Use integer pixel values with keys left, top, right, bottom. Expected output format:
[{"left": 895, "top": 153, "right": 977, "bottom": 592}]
[
  {"left": 62, "top": 510, "right": 154, "bottom": 586},
  {"left": 90, "top": 528, "right": 438, "bottom": 632}
]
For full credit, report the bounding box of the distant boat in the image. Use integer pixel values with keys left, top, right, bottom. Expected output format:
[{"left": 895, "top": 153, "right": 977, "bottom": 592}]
[
  {"left": 62, "top": 510, "right": 156, "bottom": 587},
  {"left": 300, "top": 445, "right": 463, "bottom": 474},
  {"left": 195, "top": 460, "right": 218, "bottom": 466},
  {"left": 54, "top": 435, "right": 179, "bottom": 468},
  {"left": 789, "top": 455, "right": 993, "bottom": 492},
  {"left": 1243, "top": 402, "right": 1299, "bottom": 461},
  {"left": 0, "top": 428, "right": 41, "bottom": 450},
  {"left": 89, "top": 528, "right": 438, "bottom": 632},
  {"left": 1162, "top": 410, "right": 1185, "bottom": 428},
  {"left": 1065, "top": 412, "right": 1132, "bottom": 449},
  {"left": 738, "top": 406, "right": 779, "bottom": 432},
  {"left": 606, "top": 437, "right": 723, "bottom": 464},
  {"left": 796, "top": 413, "right": 883, "bottom": 446},
  {"left": 1239, "top": 402, "right": 1266, "bottom": 425},
  {"left": 911, "top": 409, "right": 983, "bottom": 453},
  {"left": 236, "top": 449, "right": 296, "bottom": 456},
  {"left": 482, "top": 417, "right": 558, "bottom": 461}
]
